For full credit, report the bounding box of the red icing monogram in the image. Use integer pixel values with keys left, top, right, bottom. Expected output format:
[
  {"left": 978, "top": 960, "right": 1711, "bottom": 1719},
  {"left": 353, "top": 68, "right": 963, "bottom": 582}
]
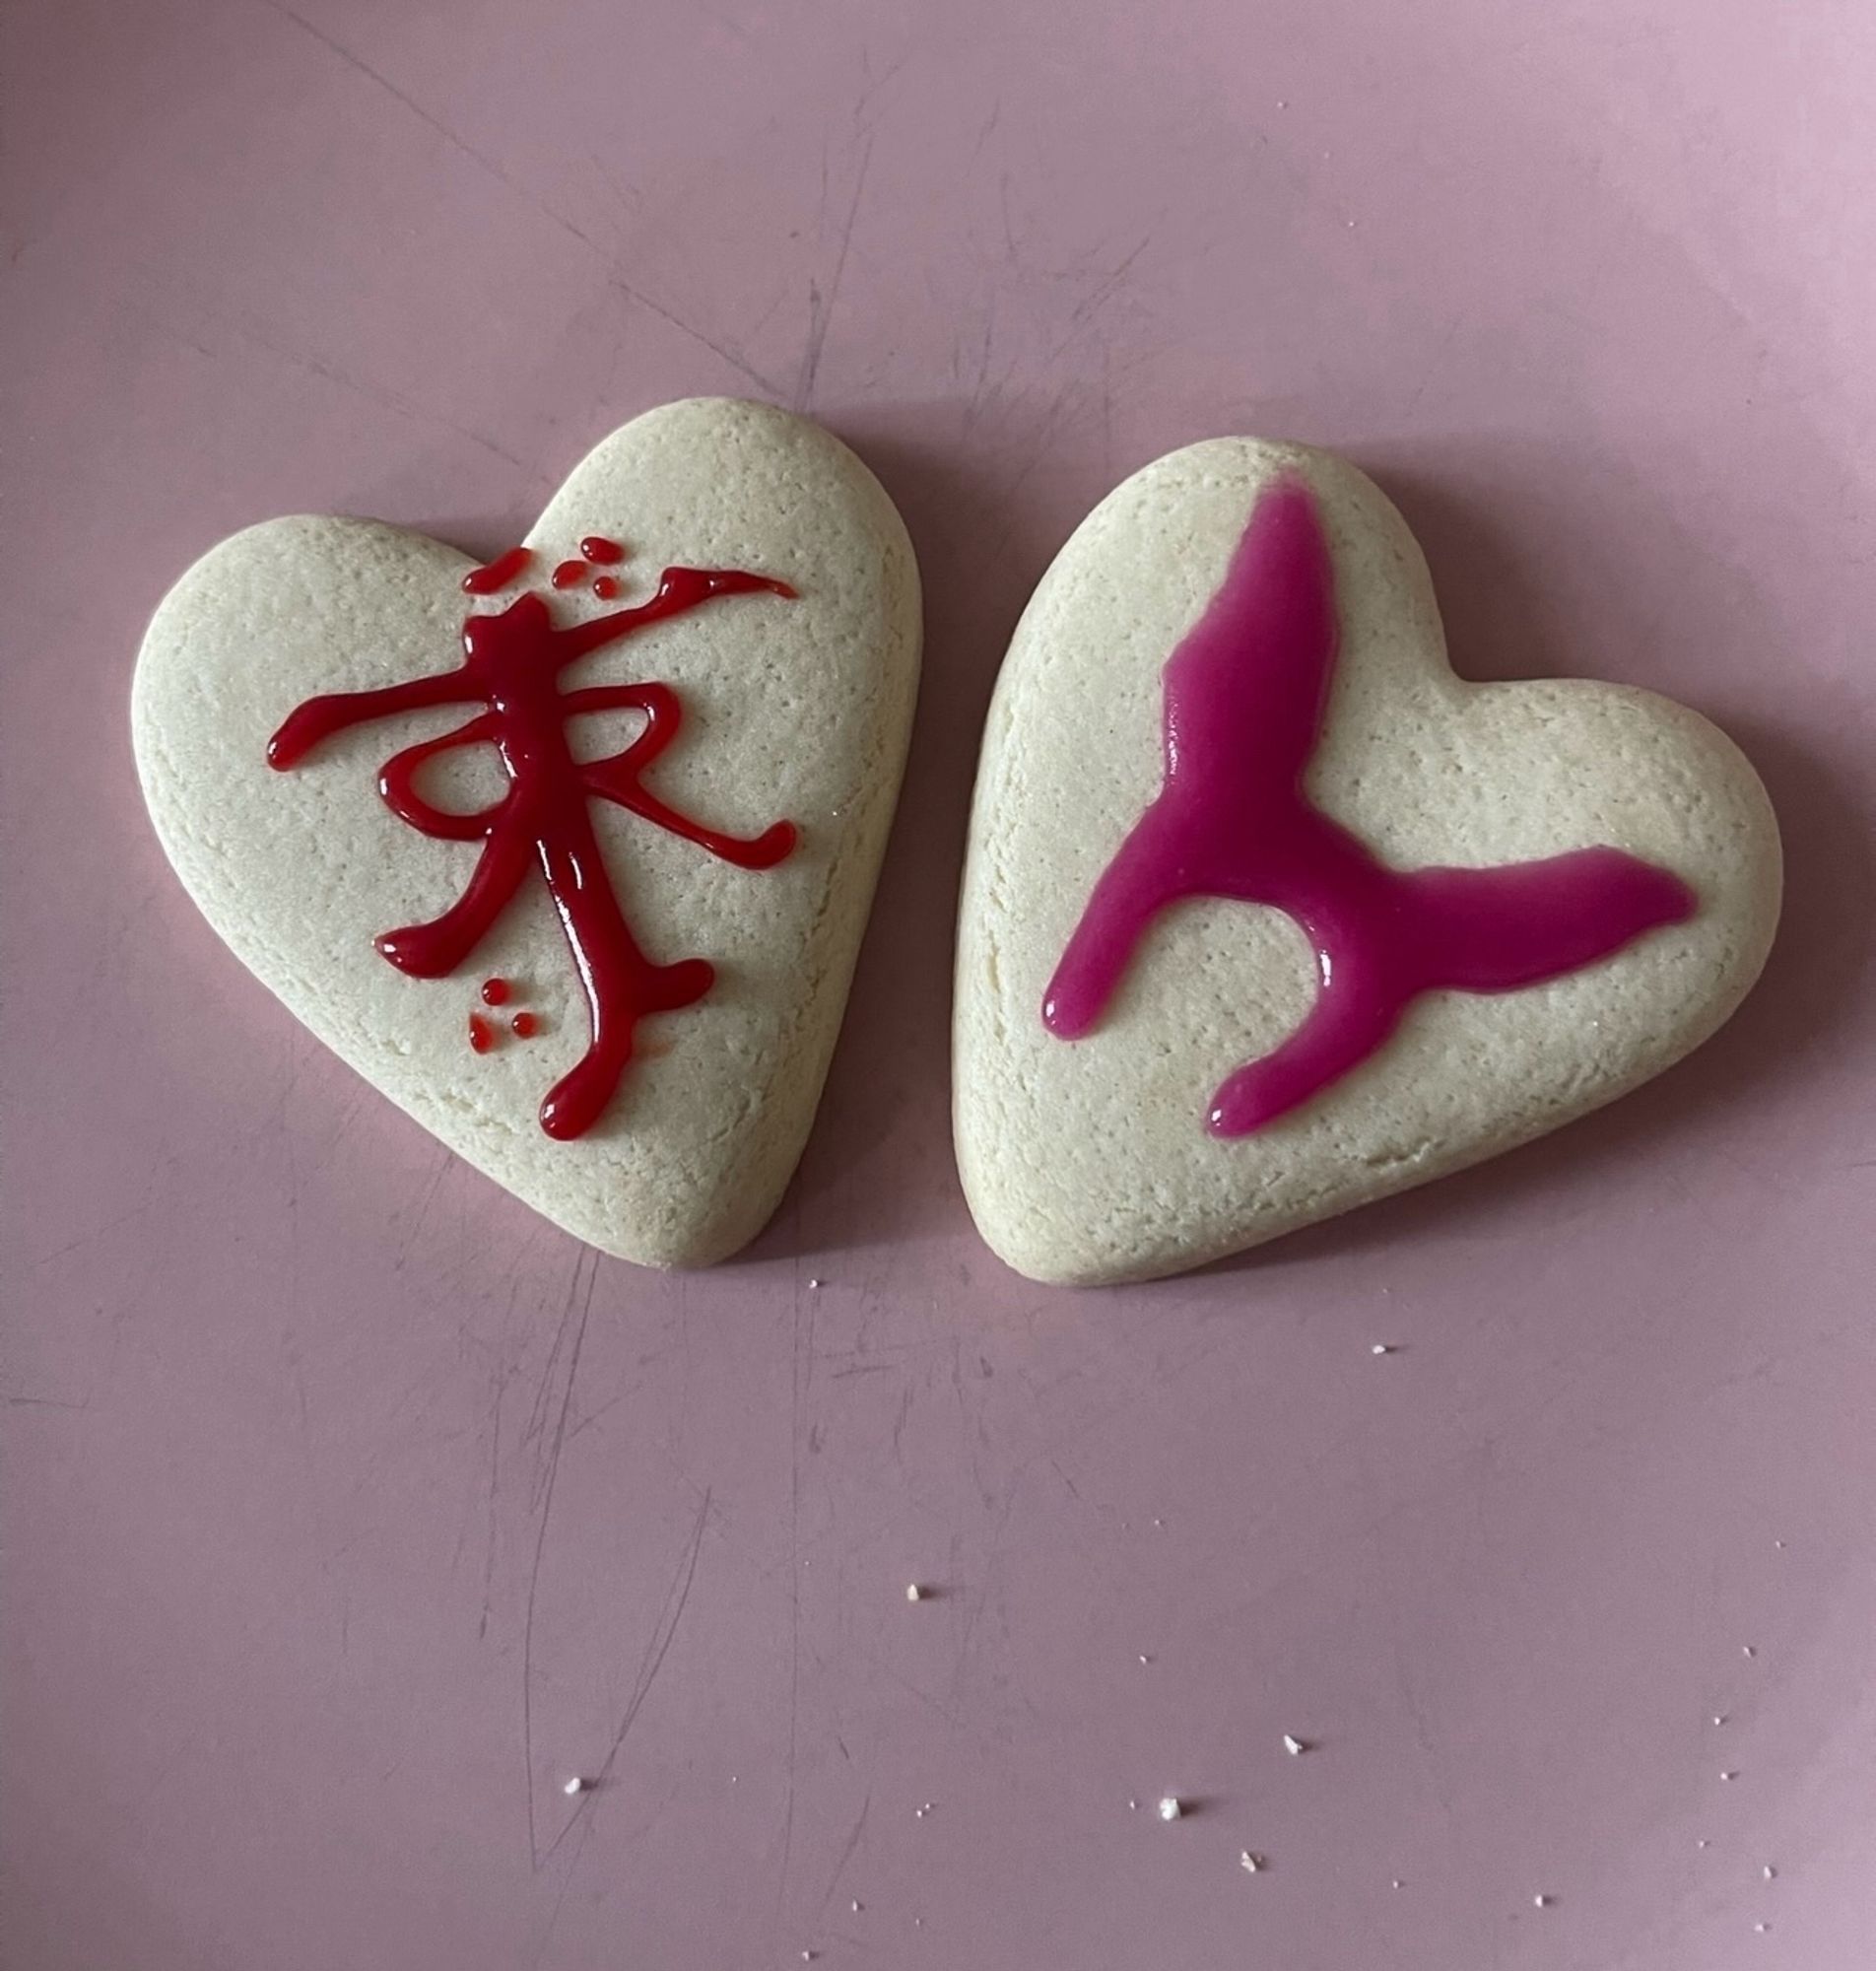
[
  {"left": 1044, "top": 476, "right": 1698, "bottom": 1134},
  {"left": 269, "top": 550, "right": 798, "bottom": 1139}
]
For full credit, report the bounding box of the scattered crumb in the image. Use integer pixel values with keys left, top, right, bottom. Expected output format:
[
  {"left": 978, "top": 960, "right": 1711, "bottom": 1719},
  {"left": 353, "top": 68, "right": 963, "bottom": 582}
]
[
  {"left": 1128, "top": 1799, "right": 1139, "bottom": 1811},
  {"left": 1533, "top": 1893, "right": 1552, "bottom": 1909},
  {"left": 1158, "top": 1797, "right": 1183, "bottom": 1821},
  {"left": 1698, "top": 1840, "right": 1709, "bottom": 1849},
  {"left": 1240, "top": 1851, "right": 1265, "bottom": 1873},
  {"left": 1742, "top": 1645, "right": 1757, "bottom": 1659},
  {"left": 914, "top": 1802, "right": 932, "bottom": 1818},
  {"left": 1283, "top": 1733, "right": 1308, "bottom": 1756},
  {"left": 905, "top": 1583, "right": 924, "bottom": 1602},
  {"left": 808, "top": 1278, "right": 823, "bottom": 1290},
  {"left": 1764, "top": 1865, "right": 1776, "bottom": 1880},
  {"left": 562, "top": 1777, "right": 588, "bottom": 1797},
  {"left": 1722, "top": 1770, "right": 1740, "bottom": 1782},
  {"left": 1138, "top": 1654, "right": 1152, "bottom": 1665},
  {"left": 1371, "top": 1342, "right": 1395, "bottom": 1355},
  {"left": 1391, "top": 1878, "right": 1404, "bottom": 1890},
  {"left": 1756, "top": 1923, "right": 1770, "bottom": 1934},
  {"left": 1713, "top": 1715, "right": 1727, "bottom": 1726},
  {"left": 850, "top": 1899, "right": 862, "bottom": 1913},
  {"left": 1774, "top": 1539, "right": 1786, "bottom": 1549}
]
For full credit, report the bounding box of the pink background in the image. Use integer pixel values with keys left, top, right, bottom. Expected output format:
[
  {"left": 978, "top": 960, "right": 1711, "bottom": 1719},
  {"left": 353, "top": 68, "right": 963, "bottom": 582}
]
[{"left": 4, "top": 1, "right": 1873, "bottom": 1966}]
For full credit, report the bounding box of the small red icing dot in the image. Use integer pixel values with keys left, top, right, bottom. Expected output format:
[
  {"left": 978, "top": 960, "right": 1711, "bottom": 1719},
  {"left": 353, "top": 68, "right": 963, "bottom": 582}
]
[
  {"left": 481, "top": 977, "right": 511, "bottom": 1006},
  {"left": 591, "top": 576, "right": 623, "bottom": 601},
  {"left": 468, "top": 1012, "right": 496, "bottom": 1053},
  {"left": 580, "top": 535, "right": 626, "bottom": 564},
  {"left": 510, "top": 1011, "right": 540, "bottom": 1039},
  {"left": 551, "top": 560, "right": 588, "bottom": 589},
  {"left": 462, "top": 546, "right": 533, "bottom": 595}
]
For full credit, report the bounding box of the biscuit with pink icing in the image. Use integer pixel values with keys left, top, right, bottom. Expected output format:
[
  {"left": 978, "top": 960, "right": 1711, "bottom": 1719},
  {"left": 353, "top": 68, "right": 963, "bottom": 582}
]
[{"left": 954, "top": 439, "right": 1779, "bottom": 1285}]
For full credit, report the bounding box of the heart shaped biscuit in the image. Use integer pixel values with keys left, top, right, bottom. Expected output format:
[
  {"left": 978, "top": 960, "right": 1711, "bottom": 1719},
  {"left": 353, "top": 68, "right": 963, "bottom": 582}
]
[
  {"left": 955, "top": 440, "right": 1779, "bottom": 1285},
  {"left": 134, "top": 398, "right": 920, "bottom": 1266}
]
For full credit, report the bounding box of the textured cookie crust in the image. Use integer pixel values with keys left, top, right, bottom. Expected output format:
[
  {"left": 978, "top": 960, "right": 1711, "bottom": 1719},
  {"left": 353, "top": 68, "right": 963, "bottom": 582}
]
[
  {"left": 135, "top": 398, "right": 921, "bottom": 1266},
  {"left": 954, "top": 440, "right": 1780, "bottom": 1286}
]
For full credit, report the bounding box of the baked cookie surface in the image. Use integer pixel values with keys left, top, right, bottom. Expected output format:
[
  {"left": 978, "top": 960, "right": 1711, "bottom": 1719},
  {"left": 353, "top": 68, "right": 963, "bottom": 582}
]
[
  {"left": 134, "top": 397, "right": 921, "bottom": 1267},
  {"left": 955, "top": 440, "right": 1780, "bottom": 1286}
]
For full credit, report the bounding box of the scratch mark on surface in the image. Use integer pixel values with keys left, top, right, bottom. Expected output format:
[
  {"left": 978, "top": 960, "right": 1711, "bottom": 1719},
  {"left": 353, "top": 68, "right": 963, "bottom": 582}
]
[
  {"left": 268, "top": 2, "right": 606, "bottom": 260},
  {"left": 30, "top": 1200, "right": 157, "bottom": 1268},
  {"left": 476, "top": 1366, "right": 508, "bottom": 1640},
  {"left": 950, "top": 1480, "right": 1019, "bottom": 1694},
  {"left": 889, "top": 1381, "right": 914, "bottom": 1464},
  {"left": 814, "top": 1793, "right": 872, "bottom": 1922},
  {"left": 776, "top": 1281, "right": 810, "bottom": 1913},
  {"left": 1040, "top": 236, "right": 1151, "bottom": 365},
  {"left": 1403, "top": 314, "right": 1463, "bottom": 419},
  {"left": 519, "top": 1247, "right": 599, "bottom": 1868},
  {"left": 971, "top": 96, "right": 1003, "bottom": 165},
  {"left": 793, "top": 133, "right": 875, "bottom": 411},
  {"left": 609, "top": 276, "right": 784, "bottom": 397},
  {"left": 853, "top": 44, "right": 910, "bottom": 129},
  {"left": 393, "top": 1143, "right": 456, "bottom": 1270},
  {"left": 201, "top": 300, "right": 533, "bottom": 471},
  {"left": 538, "top": 1487, "right": 713, "bottom": 1878}
]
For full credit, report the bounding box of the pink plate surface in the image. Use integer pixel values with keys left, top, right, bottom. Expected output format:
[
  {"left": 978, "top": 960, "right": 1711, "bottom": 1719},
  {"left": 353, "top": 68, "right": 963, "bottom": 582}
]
[{"left": 3, "top": 3, "right": 1872, "bottom": 1967}]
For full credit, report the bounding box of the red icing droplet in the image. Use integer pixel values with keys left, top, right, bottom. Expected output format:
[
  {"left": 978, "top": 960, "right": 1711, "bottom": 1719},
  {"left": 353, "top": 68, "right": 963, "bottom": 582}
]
[
  {"left": 1044, "top": 476, "right": 1698, "bottom": 1135},
  {"left": 481, "top": 977, "right": 511, "bottom": 1006},
  {"left": 591, "top": 576, "right": 623, "bottom": 601},
  {"left": 510, "top": 1011, "right": 540, "bottom": 1038},
  {"left": 269, "top": 564, "right": 799, "bottom": 1139},
  {"left": 462, "top": 547, "right": 532, "bottom": 595},
  {"left": 580, "top": 535, "right": 627, "bottom": 565},
  {"left": 552, "top": 560, "right": 588, "bottom": 590}
]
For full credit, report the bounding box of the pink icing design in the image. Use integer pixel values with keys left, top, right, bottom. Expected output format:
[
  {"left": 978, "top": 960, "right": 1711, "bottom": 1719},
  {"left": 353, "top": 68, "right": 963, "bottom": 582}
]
[{"left": 1041, "top": 474, "right": 1698, "bottom": 1136}]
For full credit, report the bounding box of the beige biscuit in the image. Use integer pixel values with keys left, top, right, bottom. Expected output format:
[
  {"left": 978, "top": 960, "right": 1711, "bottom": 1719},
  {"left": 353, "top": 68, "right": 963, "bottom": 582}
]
[
  {"left": 134, "top": 397, "right": 921, "bottom": 1266},
  {"left": 955, "top": 440, "right": 1780, "bottom": 1285}
]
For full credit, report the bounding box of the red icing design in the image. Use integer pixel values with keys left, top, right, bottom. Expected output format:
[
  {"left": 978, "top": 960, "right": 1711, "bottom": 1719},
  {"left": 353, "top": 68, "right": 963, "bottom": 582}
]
[
  {"left": 462, "top": 546, "right": 533, "bottom": 595},
  {"left": 468, "top": 1011, "right": 496, "bottom": 1053},
  {"left": 1043, "top": 476, "right": 1698, "bottom": 1135},
  {"left": 551, "top": 559, "right": 587, "bottom": 590},
  {"left": 591, "top": 576, "right": 623, "bottom": 601},
  {"left": 510, "top": 1011, "right": 540, "bottom": 1039},
  {"left": 270, "top": 563, "right": 799, "bottom": 1139},
  {"left": 580, "top": 536, "right": 627, "bottom": 564},
  {"left": 480, "top": 977, "right": 510, "bottom": 1006}
]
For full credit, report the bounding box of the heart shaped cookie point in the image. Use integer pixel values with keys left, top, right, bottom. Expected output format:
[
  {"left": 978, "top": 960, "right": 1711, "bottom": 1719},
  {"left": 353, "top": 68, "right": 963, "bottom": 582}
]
[
  {"left": 956, "top": 440, "right": 1779, "bottom": 1285},
  {"left": 134, "top": 398, "right": 920, "bottom": 1266}
]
